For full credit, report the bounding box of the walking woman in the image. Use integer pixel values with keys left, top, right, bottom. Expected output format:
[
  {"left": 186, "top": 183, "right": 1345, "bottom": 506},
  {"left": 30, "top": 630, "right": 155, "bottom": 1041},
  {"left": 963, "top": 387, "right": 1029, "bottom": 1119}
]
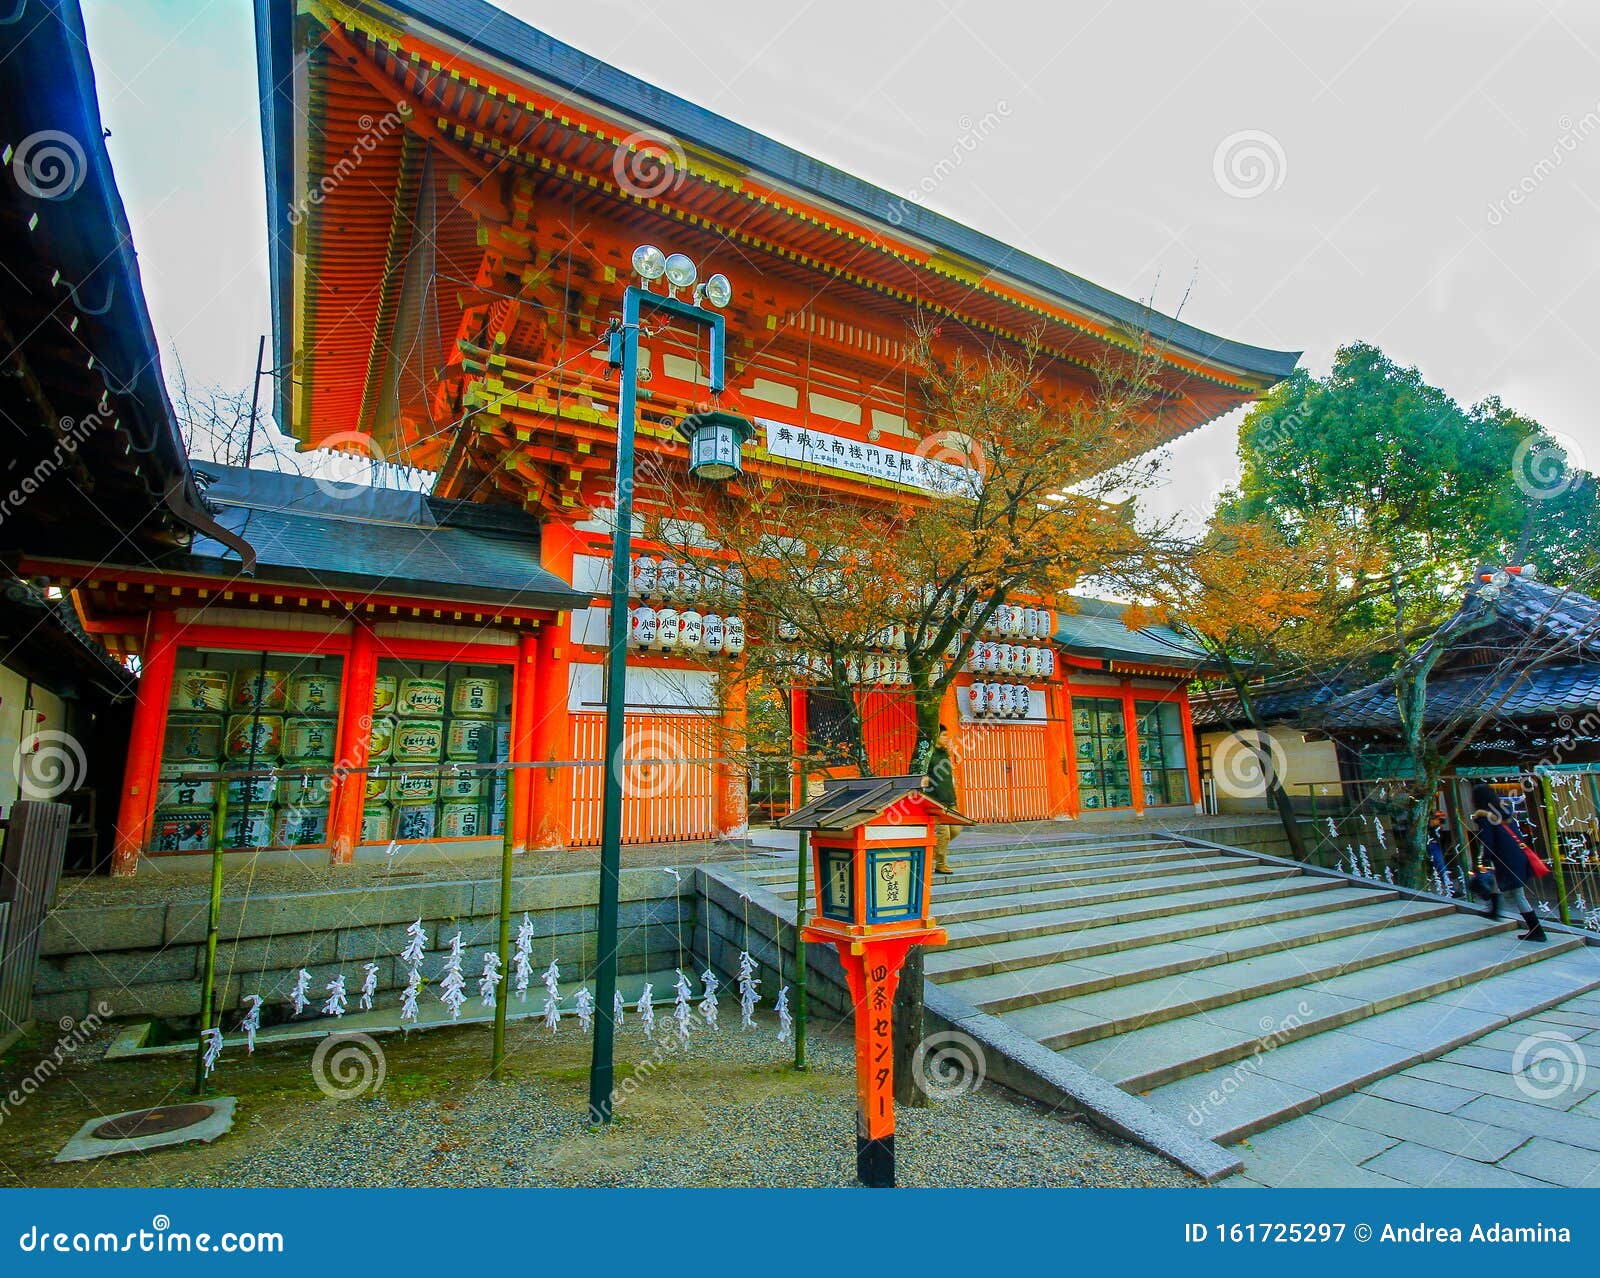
[{"left": 1469, "top": 783, "right": 1546, "bottom": 943}]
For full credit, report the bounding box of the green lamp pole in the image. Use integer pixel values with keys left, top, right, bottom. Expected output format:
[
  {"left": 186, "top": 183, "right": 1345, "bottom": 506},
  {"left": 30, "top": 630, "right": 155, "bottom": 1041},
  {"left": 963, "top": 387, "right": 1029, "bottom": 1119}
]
[{"left": 587, "top": 247, "right": 750, "bottom": 1124}]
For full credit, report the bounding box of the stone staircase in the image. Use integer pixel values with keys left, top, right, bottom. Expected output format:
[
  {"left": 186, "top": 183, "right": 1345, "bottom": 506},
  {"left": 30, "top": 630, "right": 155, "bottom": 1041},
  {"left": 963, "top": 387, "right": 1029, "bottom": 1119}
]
[{"left": 738, "top": 828, "right": 1600, "bottom": 1158}]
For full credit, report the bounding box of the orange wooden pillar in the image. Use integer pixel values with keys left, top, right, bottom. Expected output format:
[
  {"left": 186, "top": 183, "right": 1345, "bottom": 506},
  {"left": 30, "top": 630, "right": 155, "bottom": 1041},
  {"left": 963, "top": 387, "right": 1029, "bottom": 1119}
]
[
  {"left": 111, "top": 610, "right": 180, "bottom": 877},
  {"left": 328, "top": 618, "right": 378, "bottom": 864},
  {"left": 789, "top": 687, "right": 807, "bottom": 810},
  {"left": 510, "top": 629, "right": 540, "bottom": 854},
  {"left": 1043, "top": 680, "right": 1072, "bottom": 818},
  {"left": 1121, "top": 681, "right": 1146, "bottom": 815},
  {"left": 529, "top": 520, "right": 580, "bottom": 850},
  {"left": 1178, "top": 691, "right": 1202, "bottom": 812},
  {"left": 715, "top": 677, "right": 748, "bottom": 839}
]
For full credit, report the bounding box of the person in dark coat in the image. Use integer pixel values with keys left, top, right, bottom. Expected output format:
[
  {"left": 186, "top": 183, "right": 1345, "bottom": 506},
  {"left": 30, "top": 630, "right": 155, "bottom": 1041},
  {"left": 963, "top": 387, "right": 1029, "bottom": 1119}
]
[
  {"left": 923, "top": 724, "right": 960, "bottom": 874},
  {"left": 1469, "top": 783, "right": 1546, "bottom": 942}
]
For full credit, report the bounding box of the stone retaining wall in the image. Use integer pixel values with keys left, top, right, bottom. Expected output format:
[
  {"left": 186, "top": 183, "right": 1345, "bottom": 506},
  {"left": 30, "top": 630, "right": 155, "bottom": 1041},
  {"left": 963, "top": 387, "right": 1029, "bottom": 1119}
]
[{"left": 33, "top": 866, "right": 696, "bottom": 1027}]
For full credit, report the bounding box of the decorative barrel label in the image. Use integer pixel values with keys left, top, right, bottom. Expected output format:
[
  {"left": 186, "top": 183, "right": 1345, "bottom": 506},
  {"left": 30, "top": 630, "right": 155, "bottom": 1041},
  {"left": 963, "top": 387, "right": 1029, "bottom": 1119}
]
[
  {"left": 151, "top": 808, "right": 214, "bottom": 853},
  {"left": 288, "top": 673, "right": 341, "bottom": 715},
  {"left": 371, "top": 675, "right": 398, "bottom": 713},
  {"left": 393, "top": 801, "right": 437, "bottom": 840},
  {"left": 164, "top": 715, "right": 222, "bottom": 762},
  {"left": 170, "top": 669, "right": 229, "bottom": 713},
  {"left": 439, "top": 799, "right": 484, "bottom": 838},
  {"left": 229, "top": 669, "right": 289, "bottom": 712},
  {"left": 224, "top": 714, "right": 284, "bottom": 761},
  {"left": 445, "top": 718, "right": 494, "bottom": 760},
  {"left": 450, "top": 676, "right": 499, "bottom": 718},
  {"left": 398, "top": 678, "right": 447, "bottom": 717},
  {"left": 360, "top": 802, "right": 391, "bottom": 843},
  {"left": 392, "top": 719, "right": 444, "bottom": 761},
  {"left": 284, "top": 717, "right": 336, "bottom": 761},
  {"left": 389, "top": 771, "right": 440, "bottom": 803}
]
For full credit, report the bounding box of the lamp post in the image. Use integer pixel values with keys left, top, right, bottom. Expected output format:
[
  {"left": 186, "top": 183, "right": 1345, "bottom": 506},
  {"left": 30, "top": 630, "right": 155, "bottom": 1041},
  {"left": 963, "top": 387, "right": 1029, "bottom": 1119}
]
[{"left": 588, "top": 246, "right": 751, "bottom": 1125}]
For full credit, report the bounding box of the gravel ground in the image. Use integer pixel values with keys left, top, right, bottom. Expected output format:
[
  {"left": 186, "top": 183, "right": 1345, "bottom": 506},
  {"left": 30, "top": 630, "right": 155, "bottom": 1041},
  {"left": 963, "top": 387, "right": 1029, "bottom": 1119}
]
[{"left": 2, "top": 1013, "right": 1195, "bottom": 1189}]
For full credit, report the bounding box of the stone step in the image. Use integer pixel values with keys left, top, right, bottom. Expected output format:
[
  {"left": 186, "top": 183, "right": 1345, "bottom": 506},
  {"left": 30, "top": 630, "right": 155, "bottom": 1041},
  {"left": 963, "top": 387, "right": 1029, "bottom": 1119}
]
[
  {"left": 927, "top": 884, "right": 1405, "bottom": 981},
  {"left": 755, "top": 847, "right": 1226, "bottom": 906},
  {"left": 940, "top": 869, "right": 1327, "bottom": 952},
  {"left": 947, "top": 898, "right": 1458, "bottom": 1012},
  {"left": 1059, "top": 931, "right": 1589, "bottom": 1094},
  {"left": 1137, "top": 949, "right": 1600, "bottom": 1145},
  {"left": 931, "top": 859, "right": 1285, "bottom": 927},
  {"left": 740, "top": 838, "right": 1193, "bottom": 891},
  {"left": 1005, "top": 919, "right": 1557, "bottom": 1050}
]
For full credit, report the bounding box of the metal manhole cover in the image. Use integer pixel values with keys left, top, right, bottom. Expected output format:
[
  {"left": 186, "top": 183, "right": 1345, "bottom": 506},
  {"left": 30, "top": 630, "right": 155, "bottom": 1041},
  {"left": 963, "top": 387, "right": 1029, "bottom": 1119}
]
[{"left": 91, "top": 1103, "right": 216, "bottom": 1140}]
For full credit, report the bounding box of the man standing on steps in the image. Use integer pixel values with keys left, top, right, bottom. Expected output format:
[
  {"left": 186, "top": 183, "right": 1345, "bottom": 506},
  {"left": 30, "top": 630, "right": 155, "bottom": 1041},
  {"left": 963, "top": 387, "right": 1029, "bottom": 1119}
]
[{"left": 924, "top": 724, "right": 961, "bottom": 874}]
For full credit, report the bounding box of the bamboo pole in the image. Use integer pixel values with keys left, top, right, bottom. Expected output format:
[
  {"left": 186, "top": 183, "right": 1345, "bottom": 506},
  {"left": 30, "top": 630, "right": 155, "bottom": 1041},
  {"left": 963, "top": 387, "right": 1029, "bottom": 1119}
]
[
  {"left": 193, "top": 841, "right": 224, "bottom": 1096},
  {"left": 794, "top": 827, "right": 809, "bottom": 1071},
  {"left": 492, "top": 765, "right": 516, "bottom": 1079},
  {"left": 1538, "top": 773, "right": 1572, "bottom": 926}
]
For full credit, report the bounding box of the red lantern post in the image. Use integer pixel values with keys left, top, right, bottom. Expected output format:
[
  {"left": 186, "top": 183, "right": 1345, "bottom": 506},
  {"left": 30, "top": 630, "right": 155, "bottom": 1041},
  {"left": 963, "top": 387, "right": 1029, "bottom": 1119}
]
[{"left": 780, "top": 775, "right": 968, "bottom": 1187}]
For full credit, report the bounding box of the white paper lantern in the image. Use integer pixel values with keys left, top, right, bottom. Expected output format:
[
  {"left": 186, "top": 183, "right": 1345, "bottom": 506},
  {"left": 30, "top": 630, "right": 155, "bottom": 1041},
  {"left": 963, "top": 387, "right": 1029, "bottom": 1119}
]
[
  {"left": 983, "top": 682, "right": 1002, "bottom": 716},
  {"left": 632, "top": 555, "right": 658, "bottom": 597},
  {"left": 656, "top": 558, "right": 681, "bottom": 600},
  {"left": 703, "top": 614, "right": 725, "bottom": 656},
  {"left": 655, "top": 606, "right": 681, "bottom": 651},
  {"left": 893, "top": 656, "right": 910, "bottom": 685},
  {"left": 862, "top": 654, "right": 882, "bottom": 684},
  {"left": 629, "top": 605, "right": 658, "bottom": 648},
  {"left": 1044, "top": 648, "right": 1056, "bottom": 676},
  {"left": 678, "top": 561, "right": 702, "bottom": 602},
  {"left": 678, "top": 609, "right": 704, "bottom": 653},
  {"left": 997, "top": 644, "right": 1015, "bottom": 675},
  {"left": 1023, "top": 607, "right": 1040, "bottom": 638},
  {"left": 845, "top": 655, "right": 860, "bottom": 684},
  {"left": 777, "top": 618, "right": 800, "bottom": 641},
  {"left": 724, "top": 616, "right": 746, "bottom": 657},
  {"left": 968, "top": 682, "right": 986, "bottom": 716}
]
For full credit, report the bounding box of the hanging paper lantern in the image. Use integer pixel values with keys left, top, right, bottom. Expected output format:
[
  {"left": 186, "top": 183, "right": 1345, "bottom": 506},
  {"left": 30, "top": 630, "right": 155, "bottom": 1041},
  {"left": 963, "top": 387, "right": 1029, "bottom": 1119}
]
[
  {"left": 656, "top": 558, "right": 680, "bottom": 600},
  {"left": 724, "top": 616, "right": 746, "bottom": 657},
  {"left": 678, "top": 560, "right": 702, "bottom": 602},
  {"left": 677, "top": 408, "right": 756, "bottom": 480},
  {"left": 678, "top": 609, "right": 704, "bottom": 653},
  {"left": 632, "top": 555, "right": 658, "bottom": 597},
  {"left": 655, "top": 606, "right": 681, "bottom": 651},
  {"left": 629, "top": 605, "right": 658, "bottom": 649}
]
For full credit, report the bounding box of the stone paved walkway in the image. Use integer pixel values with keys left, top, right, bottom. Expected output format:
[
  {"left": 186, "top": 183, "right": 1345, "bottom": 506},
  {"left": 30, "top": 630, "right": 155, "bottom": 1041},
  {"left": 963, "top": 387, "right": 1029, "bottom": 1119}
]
[{"left": 1224, "top": 988, "right": 1600, "bottom": 1187}]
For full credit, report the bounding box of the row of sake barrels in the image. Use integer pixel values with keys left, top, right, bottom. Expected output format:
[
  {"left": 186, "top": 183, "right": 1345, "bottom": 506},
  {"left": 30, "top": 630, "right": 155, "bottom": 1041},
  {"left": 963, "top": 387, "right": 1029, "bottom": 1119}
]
[
  {"left": 155, "top": 769, "right": 331, "bottom": 810},
  {"left": 169, "top": 668, "right": 342, "bottom": 716},
  {"left": 968, "top": 682, "right": 1035, "bottom": 718},
  {"left": 966, "top": 644, "right": 1056, "bottom": 677},
  {"left": 629, "top": 555, "right": 744, "bottom": 604},
  {"left": 150, "top": 803, "right": 330, "bottom": 851},
  {"left": 789, "top": 653, "right": 912, "bottom": 685},
  {"left": 360, "top": 797, "right": 491, "bottom": 843},
  {"left": 163, "top": 714, "right": 339, "bottom": 763},
  {"left": 372, "top": 675, "right": 500, "bottom": 719},
  {"left": 627, "top": 608, "right": 746, "bottom": 655},
  {"left": 979, "top": 605, "right": 1055, "bottom": 639}
]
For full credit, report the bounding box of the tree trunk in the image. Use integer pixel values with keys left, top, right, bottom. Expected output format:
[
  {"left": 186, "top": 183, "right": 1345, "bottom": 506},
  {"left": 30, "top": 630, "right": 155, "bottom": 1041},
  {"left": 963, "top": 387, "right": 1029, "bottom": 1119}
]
[
  {"left": 1224, "top": 663, "right": 1309, "bottom": 861},
  {"left": 893, "top": 946, "right": 928, "bottom": 1106}
]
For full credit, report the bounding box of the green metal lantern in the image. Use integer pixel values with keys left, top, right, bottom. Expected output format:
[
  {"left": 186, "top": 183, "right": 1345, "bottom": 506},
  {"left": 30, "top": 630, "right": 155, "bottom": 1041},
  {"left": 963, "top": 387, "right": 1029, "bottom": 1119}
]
[{"left": 678, "top": 409, "right": 755, "bottom": 481}]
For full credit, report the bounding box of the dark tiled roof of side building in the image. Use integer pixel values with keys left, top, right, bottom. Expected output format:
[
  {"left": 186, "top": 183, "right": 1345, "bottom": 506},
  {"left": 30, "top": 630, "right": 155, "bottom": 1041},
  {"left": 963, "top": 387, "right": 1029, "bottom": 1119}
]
[{"left": 1054, "top": 596, "right": 1211, "bottom": 669}]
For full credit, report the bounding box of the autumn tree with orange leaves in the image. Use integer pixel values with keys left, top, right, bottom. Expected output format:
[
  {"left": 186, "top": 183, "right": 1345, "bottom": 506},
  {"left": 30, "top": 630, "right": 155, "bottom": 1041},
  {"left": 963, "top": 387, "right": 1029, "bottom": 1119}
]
[
  {"left": 1132, "top": 515, "right": 1370, "bottom": 859},
  {"left": 641, "top": 321, "right": 1177, "bottom": 778}
]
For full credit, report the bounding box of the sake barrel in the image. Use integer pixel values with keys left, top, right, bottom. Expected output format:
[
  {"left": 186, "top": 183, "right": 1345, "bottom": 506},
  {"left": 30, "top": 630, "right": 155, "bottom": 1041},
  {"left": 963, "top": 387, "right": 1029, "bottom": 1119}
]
[
  {"left": 364, "top": 769, "right": 390, "bottom": 801},
  {"left": 156, "top": 765, "right": 215, "bottom": 809},
  {"left": 494, "top": 720, "right": 511, "bottom": 760},
  {"left": 392, "top": 718, "right": 444, "bottom": 762},
  {"left": 450, "top": 676, "right": 499, "bottom": 718},
  {"left": 397, "top": 677, "right": 447, "bottom": 718},
  {"left": 367, "top": 716, "right": 395, "bottom": 762},
  {"left": 281, "top": 773, "right": 332, "bottom": 809},
  {"left": 220, "top": 808, "right": 273, "bottom": 849},
  {"left": 288, "top": 672, "right": 341, "bottom": 715},
  {"left": 229, "top": 668, "right": 289, "bottom": 712},
  {"left": 389, "top": 771, "right": 439, "bottom": 804},
  {"left": 393, "top": 801, "right": 437, "bottom": 841},
  {"left": 371, "top": 675, "right": 398, "bottom": 714},
  {"left": 151, "top": 808, "right": 214, "bottom": 853},
  {"left": 164, "top": 715, "right": 222, "bottom": 762},
  {"left": 360, "top": 802, "right": 392, "bottom": 843},
  {"left": 224, "top": 775, "right": 277, "bottom": 807},
  {"left": 170, "top": 668, "right": 229, "bottom": 713},
  {"left": 273, "top": 805, "right": 328, "bottom": 847},
  {"left": 439, "top": 799, "right": 485, "bottom": 838},
  {"left": 439, "top": 771, "right": 484, "bottom": 799},
  {"left": 224, "top": 714, "right": 283, "bottom": 761},
  {"left": 446, "top": 717, "right": 495, "bottom": 760},
  {"left": 284, "top": 716, "right": 336, "bottom": 762}
]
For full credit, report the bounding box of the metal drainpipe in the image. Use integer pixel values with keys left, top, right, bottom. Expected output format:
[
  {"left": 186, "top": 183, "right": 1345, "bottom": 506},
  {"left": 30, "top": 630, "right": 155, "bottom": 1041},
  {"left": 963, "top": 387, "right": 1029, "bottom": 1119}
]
[{"left": 162, "top": 476, "right": 257, "bottom": 575}]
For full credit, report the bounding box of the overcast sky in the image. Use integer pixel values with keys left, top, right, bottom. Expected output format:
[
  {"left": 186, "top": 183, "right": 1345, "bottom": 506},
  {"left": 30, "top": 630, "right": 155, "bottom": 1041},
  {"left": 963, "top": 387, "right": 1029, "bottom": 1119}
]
[{"left": 83, "top": 0, "right": 1600, "bottom": 528}]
